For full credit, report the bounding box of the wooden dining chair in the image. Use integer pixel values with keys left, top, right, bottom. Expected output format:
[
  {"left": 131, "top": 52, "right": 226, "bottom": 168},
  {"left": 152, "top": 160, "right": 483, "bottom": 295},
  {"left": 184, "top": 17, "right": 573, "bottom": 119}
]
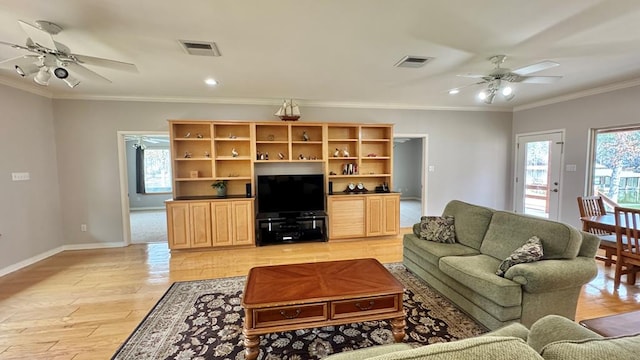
[
  {"left": 614, "top": 206, "right": 640, "bottom": 289},
  {"left": 578, "top": 196, "right": 616, "bottom": 266}
]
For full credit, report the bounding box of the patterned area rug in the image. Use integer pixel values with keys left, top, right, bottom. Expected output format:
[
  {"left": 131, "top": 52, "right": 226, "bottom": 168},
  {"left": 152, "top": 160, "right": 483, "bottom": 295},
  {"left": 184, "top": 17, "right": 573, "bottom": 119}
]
[{"left": 112, "top": 263, "right": 486, "bottom": 360}]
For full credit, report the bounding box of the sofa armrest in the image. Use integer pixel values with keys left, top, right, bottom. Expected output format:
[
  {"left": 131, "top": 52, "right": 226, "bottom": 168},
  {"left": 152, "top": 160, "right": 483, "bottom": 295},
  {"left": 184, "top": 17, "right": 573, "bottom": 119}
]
[
  {"left": 527, "top": 315, "right": 601, "bottom": 353},
  {"left": 323, "top": 343, "right": 413, "bottom": 360},
  {"left": 504, "top": 257, "right": 597, "bottom": 293}
]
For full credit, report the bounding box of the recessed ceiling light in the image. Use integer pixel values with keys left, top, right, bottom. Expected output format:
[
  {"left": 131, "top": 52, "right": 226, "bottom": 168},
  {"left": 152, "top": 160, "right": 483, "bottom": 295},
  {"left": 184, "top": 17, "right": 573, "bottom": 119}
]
[
  {"left": 205, "top": 78, "right": 218, "bottom": 86},
  {"left": 448, "top": 89, "right": 460, "bottom": 95}
]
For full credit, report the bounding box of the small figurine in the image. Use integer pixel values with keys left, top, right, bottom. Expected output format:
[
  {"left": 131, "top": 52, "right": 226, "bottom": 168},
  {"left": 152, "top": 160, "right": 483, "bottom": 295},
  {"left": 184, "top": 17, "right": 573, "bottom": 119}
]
[
  {"left": 184, "top": 151, "right": 192, "bottom": 158},
  {"left": 196, "top": 133, "right": 203, "bottom": 138},
  {"left": 265, "top": 152, "right": 269, "bottom": 160},
  {"left": 256, "top": 151, "right": 261, "bottom": 160},
  {"left": 298, "top": 153, "right": 305, "bottom": 160},
  {"left": 302, "top": 131, "right": 309, "bottom": 141},
  {"left": 204, "top": 151, "right": 210, "bottom": 158},
  {"left": 334, "top": 148, "right": 340, "bottom": 157},
  {"left": 342, "top": 148, "right": 350, "bottom": 157},
  {"left": 185, "top": 132, "right": 191, "bottom": 138},
  {"left": 229, "top": 133, "right": 237, "bottom": 139},
  {"left": 231, "top": 148, "right": 239, "bottom": 157},
  {"left": 278, "top": 152, "right": 285, "bottom": 159}
]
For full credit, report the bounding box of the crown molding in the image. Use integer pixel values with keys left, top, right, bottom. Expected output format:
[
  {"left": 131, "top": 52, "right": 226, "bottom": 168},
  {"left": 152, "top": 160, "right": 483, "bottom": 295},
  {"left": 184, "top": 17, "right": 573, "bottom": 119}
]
[
  {"left": 51, "top": 93, "right": 512, "bottom": 112},
  {"left": 514, "top": 78, "right": 640, "bottom": 112}
]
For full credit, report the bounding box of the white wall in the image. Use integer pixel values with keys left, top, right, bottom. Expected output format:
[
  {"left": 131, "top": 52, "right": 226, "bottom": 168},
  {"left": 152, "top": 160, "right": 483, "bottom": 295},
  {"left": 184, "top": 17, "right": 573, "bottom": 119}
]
[
  {"left": 0, "top": 90, "right": 512, "bottom": 272},
  {"left": 51, "top": 100, "right": 512, "bottom": 247},
  {"left": 513, "top": 84, "right": 640, "bottom": 228},
  {"left": 0, "top": 84, "right": 63, "bottom": 271}
]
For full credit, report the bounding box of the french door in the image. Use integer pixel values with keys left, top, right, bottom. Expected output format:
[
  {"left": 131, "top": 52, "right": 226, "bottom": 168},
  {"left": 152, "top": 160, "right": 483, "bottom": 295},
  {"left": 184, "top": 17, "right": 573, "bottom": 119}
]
[{"left": 514, "top": 131, "right": 564, "bottom": 220}]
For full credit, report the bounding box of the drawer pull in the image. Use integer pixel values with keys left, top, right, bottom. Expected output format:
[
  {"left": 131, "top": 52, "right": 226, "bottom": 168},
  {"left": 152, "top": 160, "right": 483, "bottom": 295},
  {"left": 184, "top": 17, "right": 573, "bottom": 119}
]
[
  {"left": 355, "top": 300, "right": 375, "bottom": 311},
  {"left": 279, "top": 309, "right": 301, "bottom": 319}
]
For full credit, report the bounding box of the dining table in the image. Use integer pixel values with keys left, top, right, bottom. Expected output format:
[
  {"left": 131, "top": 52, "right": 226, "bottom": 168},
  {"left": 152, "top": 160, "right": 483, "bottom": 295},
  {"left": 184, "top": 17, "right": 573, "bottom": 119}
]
[{"left": 580, "top": 212, "right": 638, "bottom": 233}]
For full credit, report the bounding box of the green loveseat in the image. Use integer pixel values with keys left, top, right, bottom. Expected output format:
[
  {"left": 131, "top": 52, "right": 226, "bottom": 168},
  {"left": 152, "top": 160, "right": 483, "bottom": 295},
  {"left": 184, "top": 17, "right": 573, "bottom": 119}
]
[
  {"left": 403, "top": 200, "right": 600, "bottom": 330},
  {"left": 324, "top": 315, "right": 640, "bottom": 359}
]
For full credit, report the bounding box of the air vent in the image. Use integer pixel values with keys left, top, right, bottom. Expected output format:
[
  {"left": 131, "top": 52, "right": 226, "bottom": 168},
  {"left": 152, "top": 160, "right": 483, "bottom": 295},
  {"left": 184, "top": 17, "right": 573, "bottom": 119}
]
[
  {"left": 394, "top": 56, "right": 433, "bottom": 68},
  {"left": 178, "top": 40, "right": 221, "bottom": 56}
]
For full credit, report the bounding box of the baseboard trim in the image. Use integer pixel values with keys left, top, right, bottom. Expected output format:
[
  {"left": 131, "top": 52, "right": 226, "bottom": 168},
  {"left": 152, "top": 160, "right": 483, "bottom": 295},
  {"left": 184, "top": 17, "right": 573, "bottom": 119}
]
[
  {"left": 130, "top": 207, "right": 166, "bottom": 211},
  {"left": 0, "top": 241, "right": 126, "bottom": 277}
]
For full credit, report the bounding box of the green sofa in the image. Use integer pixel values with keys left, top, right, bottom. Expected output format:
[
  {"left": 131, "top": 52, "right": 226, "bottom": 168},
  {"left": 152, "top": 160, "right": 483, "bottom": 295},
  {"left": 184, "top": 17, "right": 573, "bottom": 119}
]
[
  {"left": 403, "top": 200, "right": 600, "bottom": 330},
  {"left": 324, "top": 315, "right": 640, "bottom": 359}
]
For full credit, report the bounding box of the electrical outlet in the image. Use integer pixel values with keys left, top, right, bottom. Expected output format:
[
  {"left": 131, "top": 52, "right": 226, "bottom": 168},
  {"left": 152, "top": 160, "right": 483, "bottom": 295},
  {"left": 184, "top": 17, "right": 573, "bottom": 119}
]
[
  {"left": 81, "top": 224, "right": 87, "bottom": 232},
  {"left": 11, "top": 172, "right": 30, "bottom": 181}
]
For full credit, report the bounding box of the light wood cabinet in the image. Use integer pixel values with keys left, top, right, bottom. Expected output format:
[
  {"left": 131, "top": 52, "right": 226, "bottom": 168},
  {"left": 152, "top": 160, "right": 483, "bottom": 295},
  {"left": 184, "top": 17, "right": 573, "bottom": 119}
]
[
  {"left": 166, "top": 201, "right": 212, "bottom": 249},
  {"left": 325, "top": 124, "right": 393, "bottom": 194},
  {"left": 328, "top": 196, "right": 366, "bottom": 239},
  {"left": 167, "top": 199, "right": 255, "bottom": 249},
  {"left": 211, "top": 199, "right": 254, "bottom": 247},
  {"left": 254, "top": 122, "right": 325, "bottom": 162},
  {"left": 366, "top": 194, "right": 400, "bottom": 237},
  {"left": 327, "top": 193, "right": 400, "bottom": 240},
  {"left": 167, "top": 120, "right": 397, "bottom": 248}
]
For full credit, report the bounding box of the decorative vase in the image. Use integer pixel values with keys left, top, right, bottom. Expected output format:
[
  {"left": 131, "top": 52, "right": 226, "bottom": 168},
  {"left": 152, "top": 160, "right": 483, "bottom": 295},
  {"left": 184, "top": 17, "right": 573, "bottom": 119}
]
[{"left": 216, "top": 188, "right": 227, "bottom": 197}]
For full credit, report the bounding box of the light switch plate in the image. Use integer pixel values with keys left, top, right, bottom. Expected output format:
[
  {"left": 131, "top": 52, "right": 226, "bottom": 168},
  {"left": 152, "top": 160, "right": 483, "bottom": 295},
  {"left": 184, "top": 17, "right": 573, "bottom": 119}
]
[{"left": 11, "top": 172, "right": 30, "bottom": 181}]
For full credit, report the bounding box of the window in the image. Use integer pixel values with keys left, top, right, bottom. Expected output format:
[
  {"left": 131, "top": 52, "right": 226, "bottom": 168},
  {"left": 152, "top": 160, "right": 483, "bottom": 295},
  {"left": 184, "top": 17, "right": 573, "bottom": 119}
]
[
  {"left": 589, "top": 126, "right": 640, "bottom": 209},
  {"left": 143, "top": 148, "right": 172, "bottom": 193}
]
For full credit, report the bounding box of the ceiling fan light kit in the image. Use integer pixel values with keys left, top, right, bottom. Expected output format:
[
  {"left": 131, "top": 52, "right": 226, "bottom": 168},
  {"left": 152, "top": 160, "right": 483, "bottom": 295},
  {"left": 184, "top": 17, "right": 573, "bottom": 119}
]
[
  {"left": 0, "top": 20, "right": 137, "bottom": 89},
  {"left": 448, "top": 54, "right": 562, "bottom": 104}
]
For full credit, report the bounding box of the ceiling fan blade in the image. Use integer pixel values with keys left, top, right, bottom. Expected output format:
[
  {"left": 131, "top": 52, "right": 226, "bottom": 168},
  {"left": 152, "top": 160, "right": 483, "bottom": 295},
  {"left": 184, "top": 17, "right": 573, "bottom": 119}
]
[
  {"left": 448, "top": 80, "right": 489, "bottom": 93},
  {"left": 0, "top": 55, "right": 30, "bottom": 67},
  {"left": 18, "top": 20, "right": 57, "bottom": 50},
  {"left": 72, "top": 54, "right": 138, "bottom": 72},
  {"left": 512, "top": 60, "right": 559, "bottom": 75},
  {"left": 457, "top": 73, "right": 488, "bottom": 79},
  {"left": 66, "top": 62, "right": 112, "bottom": 83},
  {"left": 517, "top": 75, "right": 563, "bottom": 84}
]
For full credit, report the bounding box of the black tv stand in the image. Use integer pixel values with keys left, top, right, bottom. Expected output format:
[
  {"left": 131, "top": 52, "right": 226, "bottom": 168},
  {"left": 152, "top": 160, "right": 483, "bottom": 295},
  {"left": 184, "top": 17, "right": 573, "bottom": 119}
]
[{"left": 256, "top": 211, "right": 327, "bottom": 246}]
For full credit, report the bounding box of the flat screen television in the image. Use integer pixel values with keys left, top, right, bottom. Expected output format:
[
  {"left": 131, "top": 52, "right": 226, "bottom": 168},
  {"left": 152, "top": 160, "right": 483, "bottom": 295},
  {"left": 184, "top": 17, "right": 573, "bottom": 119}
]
[{"left": 257, "top": 174, "right": 325, "bottom": 215}]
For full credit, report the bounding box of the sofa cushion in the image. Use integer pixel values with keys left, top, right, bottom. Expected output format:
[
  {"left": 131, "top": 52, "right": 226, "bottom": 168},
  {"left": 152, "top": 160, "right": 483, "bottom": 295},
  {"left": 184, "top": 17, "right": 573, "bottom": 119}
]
[
  {"left": 416, "top": 216, "right": 456, "bottom": 243},
  {"left": 496, "top": 236, "right": 544, "bottom": 277},
  {"left": 480, "top": 211, "right": 581, "bottom": 261},
  {"left": 439, "top": 254, "right": 522, "bottom": 307},
  {"left": 403, "top": 234, "right": 480, "bottom": 267},
  {"left": 442, "top": 200, "right": 494, "bottom": 250},
  {"left": 540, "top": 333, "right": 640, "bottom": 360},
  {"left": 367, "top": 336, "right": 543, "bottom": 360}
]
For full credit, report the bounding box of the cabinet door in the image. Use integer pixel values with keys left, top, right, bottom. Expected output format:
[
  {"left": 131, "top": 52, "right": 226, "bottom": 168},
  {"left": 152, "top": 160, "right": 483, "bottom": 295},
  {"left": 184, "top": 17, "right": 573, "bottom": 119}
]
[
  {"left": 190, "top": 202, "right": 212, "bottom": 248},
  {"left": 366, "top": 195, "right": 400, "bottom": 236},
  {"left": 328, "top": 196, "right": 366, "bottom": 239},
  {"left": 167, "top": 202, "right": 190, "bottom": 249},
  {"left": 382, "top": 195, "right": 400, "bottom": 235},
  {"left": 211, "top": 202, "right": 233, "bottom": 246},
  {"left": 366, "top": 196, "right": 384, "bottom": 237},
  {"left": 232, "top": 200, "right": 254, "bottom": 245}
]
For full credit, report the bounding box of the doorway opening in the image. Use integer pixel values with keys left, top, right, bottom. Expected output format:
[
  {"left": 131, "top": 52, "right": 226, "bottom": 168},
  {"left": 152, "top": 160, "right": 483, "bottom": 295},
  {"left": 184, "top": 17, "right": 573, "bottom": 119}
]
[
  {"left": 117, "top": 131, "right": 171, "bottom": 245},
  {"left": 393, "top": 133, "right": 428, "bottom": 228}
]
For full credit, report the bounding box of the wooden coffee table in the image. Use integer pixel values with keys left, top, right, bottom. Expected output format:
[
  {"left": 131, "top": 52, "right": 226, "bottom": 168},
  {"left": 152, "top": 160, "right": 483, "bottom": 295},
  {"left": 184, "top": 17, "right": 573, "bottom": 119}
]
[
  {"left": 241, "top": 258, "right": 406, "bottom": 360},
  {"left": 580, "top": 310, "right": 640, "bottom": 337}
]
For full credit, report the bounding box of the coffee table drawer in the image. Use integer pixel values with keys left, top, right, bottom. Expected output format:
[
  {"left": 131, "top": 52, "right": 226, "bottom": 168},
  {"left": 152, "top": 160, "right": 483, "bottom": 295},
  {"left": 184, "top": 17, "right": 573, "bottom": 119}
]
[
  {"left": 253, "top": 303, "right": 328, "bottom": 328},
  {"left": 331, "top": 295, "right": 400, "bottom": 319}
]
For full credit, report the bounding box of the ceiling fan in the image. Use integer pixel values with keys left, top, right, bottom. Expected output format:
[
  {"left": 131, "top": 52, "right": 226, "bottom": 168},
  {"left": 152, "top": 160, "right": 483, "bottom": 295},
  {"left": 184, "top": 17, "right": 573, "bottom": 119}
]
[
  {"left": 448, "top": 55, "right": 563, "bottom": 103},
  {"left": 0, "top": 20, "right": 137, "bottom": 88}
]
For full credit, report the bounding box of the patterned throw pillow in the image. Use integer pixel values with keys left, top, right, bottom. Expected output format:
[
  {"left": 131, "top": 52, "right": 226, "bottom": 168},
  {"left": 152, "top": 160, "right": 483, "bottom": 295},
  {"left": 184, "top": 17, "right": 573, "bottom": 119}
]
[
  {"left": 496, "top": 236, "right": 544, "bottom": 277},
  {"left": 416, "top": 216, "right": 456, "bottom": 243}
]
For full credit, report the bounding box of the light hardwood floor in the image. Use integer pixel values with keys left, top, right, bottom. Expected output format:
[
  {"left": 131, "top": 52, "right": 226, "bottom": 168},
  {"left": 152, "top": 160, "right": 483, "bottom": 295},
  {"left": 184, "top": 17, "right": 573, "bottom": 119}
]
[{"left": 0, "top": 231, "right": 638, "bottom": 360}]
